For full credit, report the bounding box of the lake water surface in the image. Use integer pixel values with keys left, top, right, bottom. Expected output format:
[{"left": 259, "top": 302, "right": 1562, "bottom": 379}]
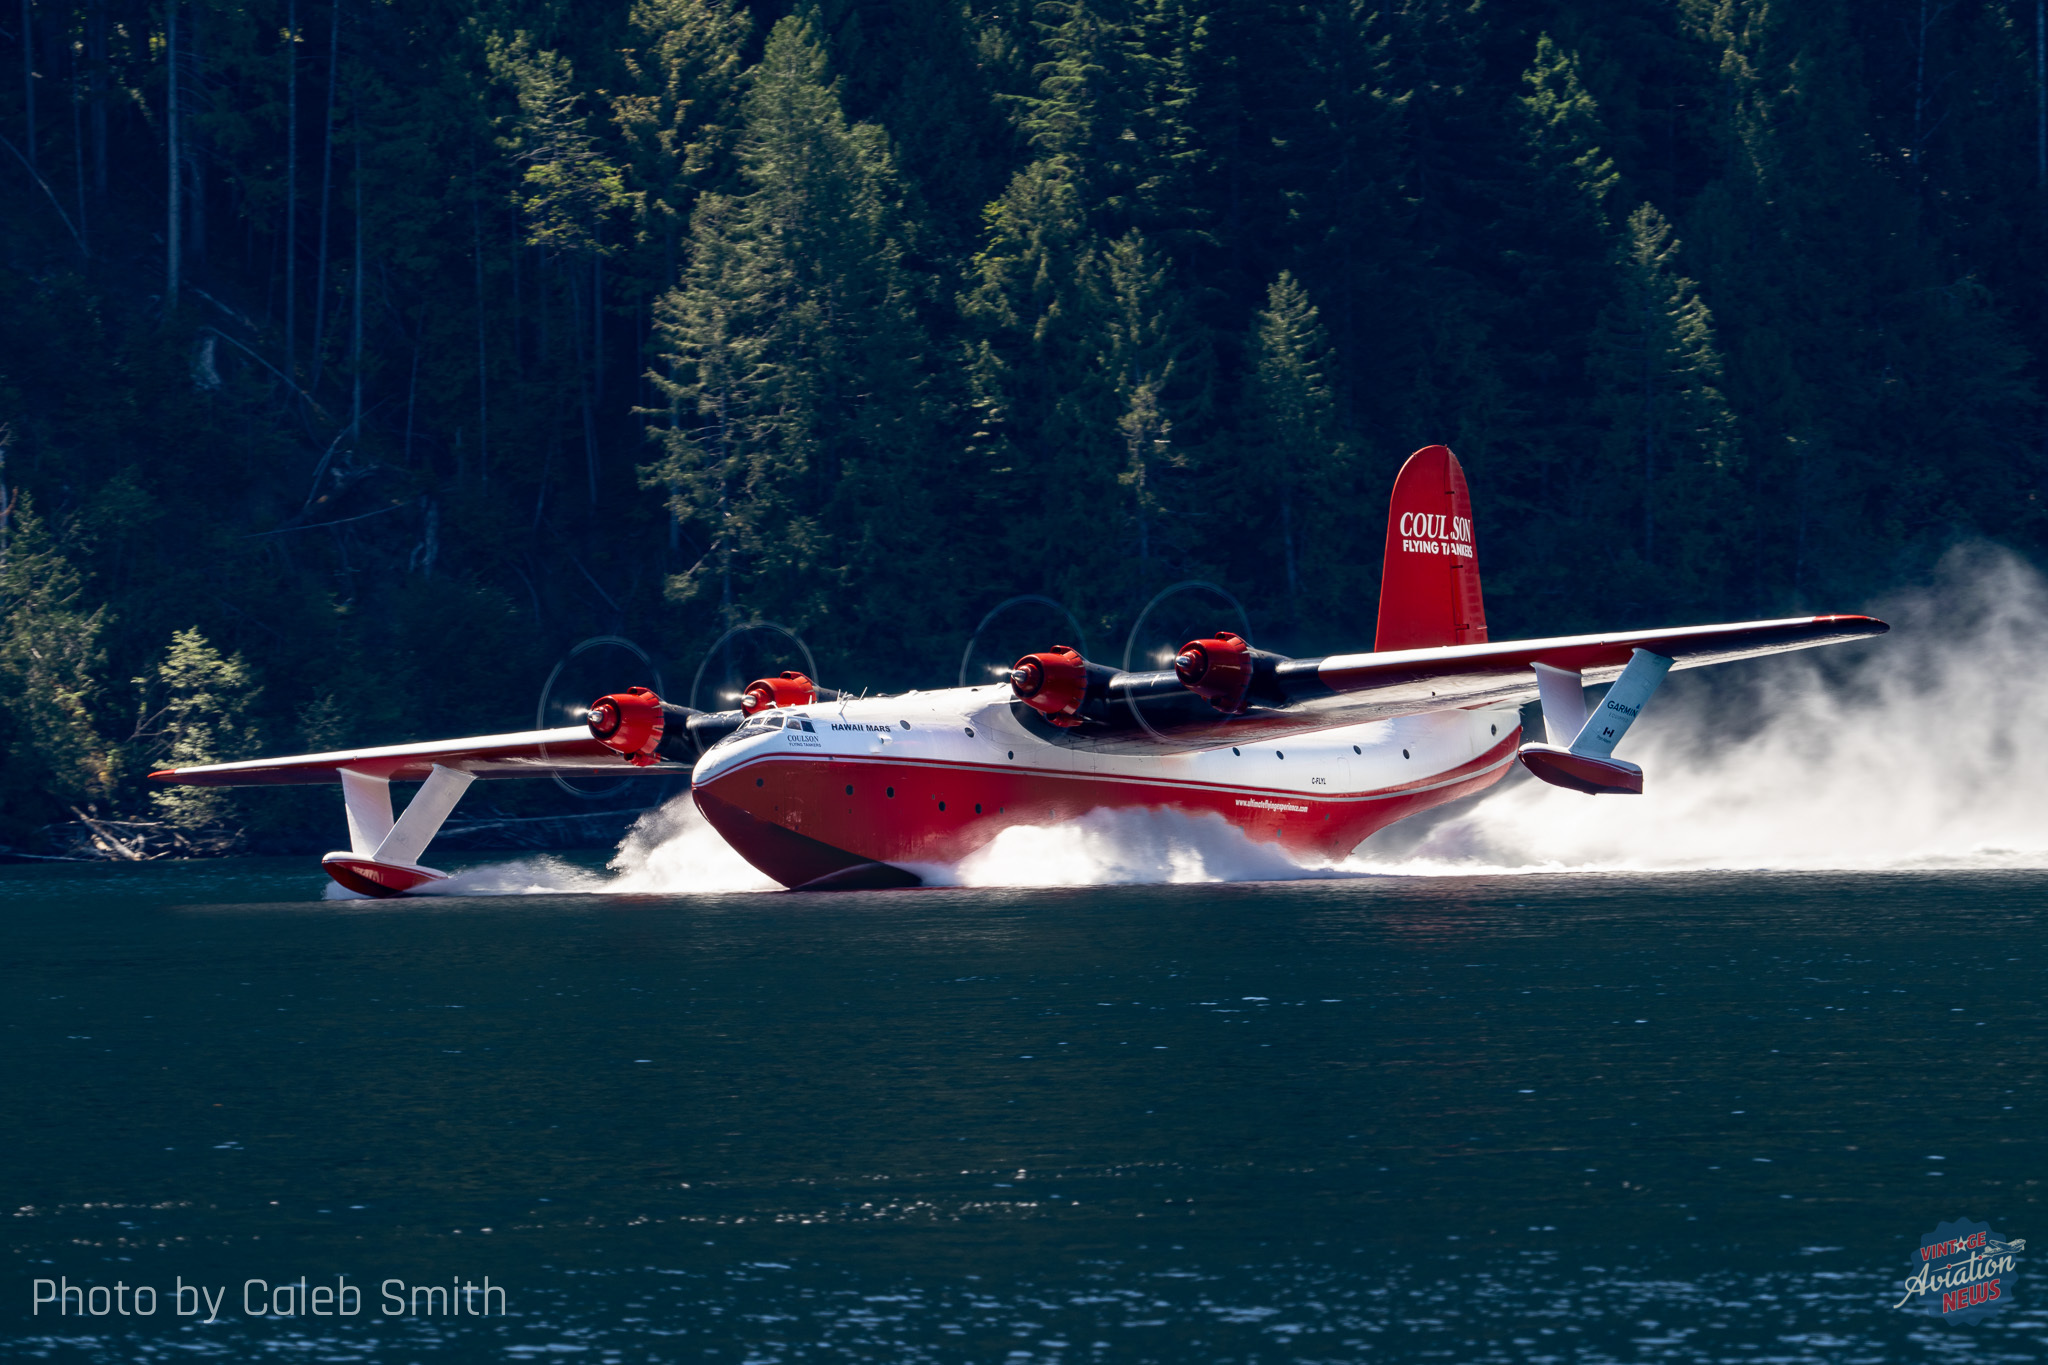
[{"left": 4, "top": 858, "right": 2043, "bottom": 1361}]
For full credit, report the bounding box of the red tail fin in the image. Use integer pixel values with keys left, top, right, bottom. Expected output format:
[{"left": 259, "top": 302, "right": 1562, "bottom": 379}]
[{"left": 1373, "top": 444, "right": 1488, "bottom": 652}]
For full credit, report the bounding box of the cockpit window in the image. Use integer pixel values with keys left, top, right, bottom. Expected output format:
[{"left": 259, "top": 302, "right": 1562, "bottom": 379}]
[
  {"left": 765, "top": 715, "right": 786, "bottom": 729},
  {"left": 720, "top": 715, "right": 773, "bottom": 746}
]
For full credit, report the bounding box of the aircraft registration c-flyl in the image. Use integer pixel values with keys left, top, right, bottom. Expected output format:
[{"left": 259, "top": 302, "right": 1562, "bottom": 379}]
[{"left": 153, "top": 446, "right": 1887, "bottom": 896}]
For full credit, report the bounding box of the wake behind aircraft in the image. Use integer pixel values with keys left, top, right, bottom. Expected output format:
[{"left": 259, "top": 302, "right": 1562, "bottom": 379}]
[{"left": 153, "top": 446, "right": 1887, "bottom": 895}]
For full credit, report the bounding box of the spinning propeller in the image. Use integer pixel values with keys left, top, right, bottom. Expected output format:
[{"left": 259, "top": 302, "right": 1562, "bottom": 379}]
[
  {"left": 1003, "top": 581, "right": 1277, "bottom": 740},
  {"left": 1120, "top": 580, "right": 1253, "bottom": 676},
  {"left": 536, "top": 622, "right": 828, "bottom": 783},
  {"left": 535, "top": 636, "right": 667, "bottom": 796},
  {"left": 689, "top": 620, "right": 822, "bottom": 715},
  {"left": 957, "top": 595, "right": 1091, "bottom": 688}
]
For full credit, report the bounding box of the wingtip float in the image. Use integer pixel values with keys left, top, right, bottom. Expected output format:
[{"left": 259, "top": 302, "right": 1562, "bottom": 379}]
[{"left": 151, "top": 446, "right": 1890, "bottom": 897}]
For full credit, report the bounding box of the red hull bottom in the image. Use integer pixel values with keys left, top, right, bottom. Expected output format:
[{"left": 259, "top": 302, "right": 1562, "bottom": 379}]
[{"left": 694, "top": 730, "right": 1521, "bottom": 890}]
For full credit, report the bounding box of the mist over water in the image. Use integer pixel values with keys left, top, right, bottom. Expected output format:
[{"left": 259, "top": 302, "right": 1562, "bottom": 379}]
[
  {"left": 423, "top": 546, "right": 2047, "bottom": 895},
  {"left": 1360, "top": 545, "right": 2048, "bottom": 876},
  {"left": 912, "top": 806, "right": 1343, "bottom": 888},
  {"left": 405, "top": 798, "right": 779, "bottom": 897},
  {"left": 605, "top": 793, "right": 781, "bottom": 894}
]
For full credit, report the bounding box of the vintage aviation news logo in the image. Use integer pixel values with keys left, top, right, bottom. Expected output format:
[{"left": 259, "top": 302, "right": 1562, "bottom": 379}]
[{"left": 1894, "top": 1218, "right": 2023, "bottom": 1322}]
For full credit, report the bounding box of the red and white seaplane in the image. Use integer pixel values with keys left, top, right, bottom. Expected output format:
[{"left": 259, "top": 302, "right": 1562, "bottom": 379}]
[{"left": 153, "top": 447, "right": 1887, "bottom": 895}]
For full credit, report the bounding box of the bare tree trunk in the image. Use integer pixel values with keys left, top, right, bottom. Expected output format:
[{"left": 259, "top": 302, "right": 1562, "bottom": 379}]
[
  {"left": 1910, "top": 0, "right": 1955, "bottom": 177},
  {"left": 471, "top": 192, "right": 489, "bottom": 487},
  {"left": 570, "top": 267, "right": 597, "bottom": 505},
  {"left": 1912, "top": 0, "right": 1928, "bottom": 168},
  {"left": 1641, "top": 294, "right": 1655, "bottom": 565},
  {"left": 1280, "top": 492, "right": 1296, "bottom": 609},
  {"left": 68, "top": 39, "right": 85, "bottom": 251},
  {"left": 403, "top": 316, "right": 420, "bottom": 466},
  {"left": 311, "top": 0, "right": 339, "bottom": 389},
  {"left": 20, "top": 0, "right": 33, "bottom": 174},
  {"left": 0, "top": 429, "right": 11, "bottom": 568},
  {"left": 350, "top": 103, "right": 362, "bottom": 437},
  {"left": 166, "top": 0, "right": 179, "bottom": 309},
  {"left": 88, "top": 0, "right": 104, "bottom": 193},
  {"left": 186, "top": 3, "right": 203, "bottom": 268},
  {"left": 511, "top": 239, "right": 523, "bottom": 378},
  {"left": 285, "top": 0, "right": 298, "bottom": 373}
]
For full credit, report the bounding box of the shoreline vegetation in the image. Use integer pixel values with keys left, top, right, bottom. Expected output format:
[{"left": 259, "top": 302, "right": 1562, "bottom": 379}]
[{"left": 1, "top": 1, "right": 2042, "bottom": 857}]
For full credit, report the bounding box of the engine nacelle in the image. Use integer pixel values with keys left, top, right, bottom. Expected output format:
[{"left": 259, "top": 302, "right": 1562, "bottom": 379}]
[
  {"left": 741, "top": 671, "right": 819, "bottom": 716},
  {"left": 1173, "top": 630, "right": 1253, "bottom": 714},
  {"left": 1010, "top": 646, "right": 1090, "bottom": 727},
  {"left": 587, "top": 686, "right": 666, "bottom": 766}
]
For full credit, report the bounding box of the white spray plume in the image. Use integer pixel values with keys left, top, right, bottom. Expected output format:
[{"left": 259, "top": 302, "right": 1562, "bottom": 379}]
[
  {"left": 907, "top": 806, "right": 1353, "bottom": 888},
  {"left": 425, "top": 855, "right": 608, "bottom": 896},
  {"left": 378, "top": 546, "right": 2045, "bottom": 896},
  {"left": 603, "top": 794, "right": 780, "bottom": 894},
  {"left": 329, "top": 792, "right": 779, "bottom": 898},
  {"left": 1355, "top": 544, "right": 2048, "bottom": 875}
]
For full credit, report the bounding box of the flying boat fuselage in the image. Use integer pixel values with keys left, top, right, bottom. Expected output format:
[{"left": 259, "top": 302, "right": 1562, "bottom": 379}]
[{"left": 689, "top": 684, "right": 1522, "bottom": 888}]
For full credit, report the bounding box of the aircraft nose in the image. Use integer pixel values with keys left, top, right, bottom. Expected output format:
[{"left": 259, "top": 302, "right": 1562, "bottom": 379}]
[{"left": 691, "top": 728, "right": 766, "bottom": 786}]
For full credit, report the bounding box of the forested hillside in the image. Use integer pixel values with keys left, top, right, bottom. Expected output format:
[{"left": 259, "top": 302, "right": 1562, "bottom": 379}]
[{"left": 0, "top": 0, "right": 2042, "bottom": 848}]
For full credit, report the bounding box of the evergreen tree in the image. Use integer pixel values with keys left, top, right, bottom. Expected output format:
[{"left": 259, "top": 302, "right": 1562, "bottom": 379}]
[
  {"left": 645, "top": 15, "right": 937, "bottom": 653},
  {"left": 1484, "top": 31, "right": 1624, "bottom": 619},
  {"left": 1517, "top": 34, "right": 1617, "bottom": 245},
  {"left": 1239, "top": 271, "right": 1355, "bottom": 629},
  {"left": 2, "top": 0, "right": 2047, "bottom": 843},
  {"left": 957, "top": 157, "right": 1106, "bottom": 614},
  {"left": 612, "top": 0, "right": 751, "bottom": 257},
  {"left": 1097, "top": 229, "right": 1210, "bottom": 592},
  {"left": 487, "top": 32, "right": 628, "bottom": 261},
  {"left": 1589, "top": 203, "right": 1738, "bottom": 610},
  {"left": 1688, "top": 0, "right": 2039, "bottom": 606},
  {"left": 138, "top": 628, "right": 261, "bottom": 830},
  {"left": 487, "top": 29, "right": 630, "bottom": 507},
  {"left": 0, "top": 500, "right": 111, "bottom": 829}
]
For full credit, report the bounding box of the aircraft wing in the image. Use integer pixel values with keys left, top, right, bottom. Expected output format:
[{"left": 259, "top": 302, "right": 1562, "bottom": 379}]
[
  {"left": 1288, "top": 612, "right": 1888, "bottom": 718},
  {"left": 1078, "top": 613, "right": 1888, "bottom": 750},
  {"left": 153, "top": 615, "right": 1888, "bottom": 779},
  {"left": 148, "top": 726, "right": 678, "bottom": 786}
]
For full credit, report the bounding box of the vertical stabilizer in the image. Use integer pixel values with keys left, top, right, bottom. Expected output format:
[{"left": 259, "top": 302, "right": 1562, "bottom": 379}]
[{"left": 1374, "top": 444, "right": 1488, "bottom": 652}]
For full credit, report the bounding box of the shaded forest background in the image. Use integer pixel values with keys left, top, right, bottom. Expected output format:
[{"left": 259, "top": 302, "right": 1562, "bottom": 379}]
[{"left": 0, "top": 0, "right": 2043, "bottom": 848}]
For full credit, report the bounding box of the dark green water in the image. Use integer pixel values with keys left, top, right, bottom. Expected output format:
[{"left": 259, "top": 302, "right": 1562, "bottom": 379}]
[{"left": 3, "top": 859, "right": 2043, "bottom": 1362}]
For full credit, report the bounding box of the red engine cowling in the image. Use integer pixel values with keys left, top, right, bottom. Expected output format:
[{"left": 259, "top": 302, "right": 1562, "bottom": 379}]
[
  {"left": 741, "top": 671, "right": 818, "bottom": 716},
  {"left": 1010, "top": 646, "right": 1090, "bottom": 727},
  {"left": 1174, "top": 630, "right": 1253, "bottom": 713},
  {"left": 588, "top": 686, "right": 666, "bottom": 766}
]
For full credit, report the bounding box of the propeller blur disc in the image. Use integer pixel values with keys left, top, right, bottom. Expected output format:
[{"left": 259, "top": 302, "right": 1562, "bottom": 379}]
[
  {"left": 1121, "top": 581, "right": 1253, "bottom": 740},
  {"left": 957, "top": 595, "right": 1090, "bottom": 689},
  {"left": 536, "top": 636, "right": 664, "bottom": 798},
  {"left": 1122, "top": 580, "right": 1253, "bottom": 673},
  {"left": 689, "top": 621, "right": 820, "bottom": 715}
]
